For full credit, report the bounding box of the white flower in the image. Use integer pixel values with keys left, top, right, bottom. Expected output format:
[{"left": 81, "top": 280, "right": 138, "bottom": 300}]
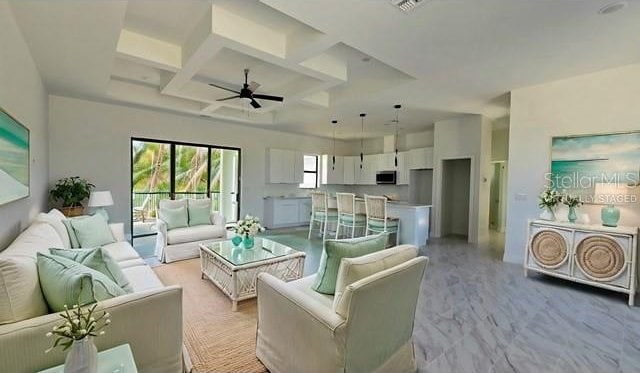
[{"left": 46, "top": 332, "right": 53, "bottom": 337}]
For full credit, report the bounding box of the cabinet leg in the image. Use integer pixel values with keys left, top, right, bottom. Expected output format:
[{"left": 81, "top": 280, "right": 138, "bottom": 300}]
[{"left": 232, "top": 300, "right": 238, "bottom": 312}]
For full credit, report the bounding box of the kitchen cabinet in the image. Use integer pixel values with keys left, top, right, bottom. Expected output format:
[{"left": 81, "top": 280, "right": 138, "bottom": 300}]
[
  {"left": 379, "top": 152, "right": 396, "bottom": 171},
  {"left": 343, "top": 156, "right": 356, "bottom": 185},
  {"left": 356, "top": 154, "right": 378, "bottom": 185},
  {"left": 267, "top": 149, "right": 304, "bottom": 183},
  {"left": 397, "top": 151, "right": 410, "bottom": 185},
  {"left": 263, "top": 197, "right": 311, "bottom": 229},
  {"left": 409, "top": 147, "right": 434, "bottom": 170},
  {"left": 321, "top": 155, "right": 344, "bottom": 185}
]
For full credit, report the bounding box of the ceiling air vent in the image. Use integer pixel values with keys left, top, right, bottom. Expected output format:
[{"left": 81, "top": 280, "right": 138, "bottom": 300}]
[{"left": 389, "top": 0, "right": 427, "bottom": 13}]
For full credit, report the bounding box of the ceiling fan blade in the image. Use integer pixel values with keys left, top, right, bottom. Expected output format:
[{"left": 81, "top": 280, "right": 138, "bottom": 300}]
[
  {"left": 252, "top": 94, "right": 283, "bottom": 102},
  {"left": 216, "top": 95, "right": 240, "bottom": 102},
  {"left": 250, "top": 99, "right": 261, "bottom": 109},
  {"left": 208, "top": 83, "right": 239, "bottom": 94},
  {"left": 248, "top": 81, "right": 260, "bottom": 92}
]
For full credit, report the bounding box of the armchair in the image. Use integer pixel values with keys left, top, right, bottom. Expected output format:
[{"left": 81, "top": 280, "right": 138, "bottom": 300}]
[
  {"left": 256, "top": 245, "right": 428, "bottom": 373},
  {"left": 155, "top": 199, "right": 226, "bottom": 263}
]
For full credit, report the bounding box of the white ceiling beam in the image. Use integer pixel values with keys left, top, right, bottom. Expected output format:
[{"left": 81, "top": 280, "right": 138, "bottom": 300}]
[
  {"left": 300, "top": 90, "right": 330, "bottom": 108},
  {"left": 116, "top": 29, "right": 181, "bottom": 72}
]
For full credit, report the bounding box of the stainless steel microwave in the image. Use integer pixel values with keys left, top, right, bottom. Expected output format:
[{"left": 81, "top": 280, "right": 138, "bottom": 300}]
[{"left": 376, "top": 171, "right": 396, "bottom": 184}]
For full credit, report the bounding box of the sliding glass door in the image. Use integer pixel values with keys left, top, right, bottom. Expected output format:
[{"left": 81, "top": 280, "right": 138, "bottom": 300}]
[{"left": 131, "top": 138, "right": 240, "bottom": 256}]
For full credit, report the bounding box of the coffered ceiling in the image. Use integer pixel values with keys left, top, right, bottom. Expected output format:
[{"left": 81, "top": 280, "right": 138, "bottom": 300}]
[{"left": 9, "top": 0, "right": 640, "bottom": 139}]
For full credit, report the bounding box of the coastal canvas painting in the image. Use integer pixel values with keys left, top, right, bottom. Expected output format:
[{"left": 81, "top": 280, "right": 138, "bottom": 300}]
[
  {"left": 550, "top": 132, "right": 640, "bottom": 200},
  {"left": 0, "top": 108, "right": 29, "bottom": 205}
]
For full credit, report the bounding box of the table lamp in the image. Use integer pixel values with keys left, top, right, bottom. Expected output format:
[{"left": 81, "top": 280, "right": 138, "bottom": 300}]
[
  {"left": 88, "top": 191, "right": 114, "bottom": 221},
  {"left": 593, "top": 183, "right": 629, "bottom": 227}
]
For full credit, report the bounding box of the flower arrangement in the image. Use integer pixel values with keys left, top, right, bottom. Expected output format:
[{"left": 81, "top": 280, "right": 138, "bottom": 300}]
[
  {"left": 234, "top": 215, "right": 265, "bottom": 237},
  {"left": 46, "top": 303, "right": 111, "bottom": 353},
  {"left": 562, "top": 194, "right": 583, "bottom": 208},
  {"left": 538, "top": 187, "right": 561, "bottom": 209}
]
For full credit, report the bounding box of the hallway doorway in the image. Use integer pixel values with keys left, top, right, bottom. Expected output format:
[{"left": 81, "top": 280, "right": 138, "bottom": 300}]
[{"left": 440, "top": 158, "right": 472, "bottom": 238}]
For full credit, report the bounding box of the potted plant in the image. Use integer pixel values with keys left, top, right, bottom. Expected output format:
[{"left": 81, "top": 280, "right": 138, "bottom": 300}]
[
  {"left": 50, "top": 177, "right": 95, "bottom": 217},
  {"left": 46, "top": 303, "right": 111, "bottom": 373},
  {"left": 538, "top": 186, "right": 561, "bottom": 221},
  {"left": 562, "top": 193, "right": 582, "bottom": 223}
]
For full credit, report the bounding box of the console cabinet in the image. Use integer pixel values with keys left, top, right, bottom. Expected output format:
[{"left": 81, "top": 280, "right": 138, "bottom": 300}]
[
  {"left": 263, "top": 197, "right": 311, "bottom": 229},
  {"left": 525, "top": 220, "right": 638, "bottom": 306}
]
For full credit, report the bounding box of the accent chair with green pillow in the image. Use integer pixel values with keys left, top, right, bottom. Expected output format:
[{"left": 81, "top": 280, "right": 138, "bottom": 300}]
[
  {"left": 156, "top": 198, "right": 226, "bottom": 263},
  {"left": 37, "top": 252, "right": 126, "bottom": 312},
  {"left": 70, "top": 213, "right": 116, "bottom": 248},
  {"left": 312, "top": 233, "right": 388, "bottom": 294},
  {"left": 256, "top": 244, "right": 428, "bottom": 373},
  {"left": 49, "top": 247, "right": 134, "bottom": 293}
]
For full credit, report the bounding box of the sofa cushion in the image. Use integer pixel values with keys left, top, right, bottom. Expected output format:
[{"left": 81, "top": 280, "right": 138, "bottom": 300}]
[
  {"left": 121, "top": 265, "right": 164, "bottom": 293},
  {"left": 50, "top": 248, "right": 133, "bottom": 293},
  {"left": 333, "top": 245, "right": 418, "bottom": 314},
  {"left": 167, "top": 225, "right": 225, "bottom": 245},
  {"left": 70, "top": 214, "right": 116, "bottom": 248},
  {"left": 159, "top": 206, "right": 189, "bottom": 230},
  {"left": 62, "top": 219, "right": 81, "bottom": 248},
  {"left": 312, "top": 233, "right": 388, "bottom": 295},
  {"left": 0, "top": 256, "right": 48, "bottom": 324},
  {"left": 37, "top": 252, "right": 126, "bottom": 312},
  {"left": 0, "top": 222, "right": 63, "bottom": 258},
  {"left": 34, "top": 209, "right": 71, "bottom": 249},
  {"left": 101, "top": 241, "right": 141, "bottom": 264},
  {"left": 159, "top": 199, "right": 187, "bottom": 210},
  {"left": 188, "top": 204, "right": 211, "bottom": 226}
]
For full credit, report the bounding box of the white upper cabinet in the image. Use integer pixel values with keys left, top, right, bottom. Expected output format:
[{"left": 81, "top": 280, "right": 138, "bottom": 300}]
[
  {"left": 267, "top": 149, "right": 304, "bottom": 183},
  {"left": 321, "top": 154, "right": 344, "bottom": 185},
  {"left": 409, "top": 147, "right": 434, "bottom": 170},
  {"left": 397, "top": 151, "right": 410, "bottom": 185},
  {"left": 343, "top": 156, "right": 356, "bottom": 185},
  {"left": 379, "top": 153, "right": 396, "bottom": 171},
  {"left": 356, "top": 154, "right": 378, "bottom": 185}
]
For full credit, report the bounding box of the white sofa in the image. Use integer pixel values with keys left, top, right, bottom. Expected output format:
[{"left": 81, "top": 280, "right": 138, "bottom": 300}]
[
  {"left": 0, "top": 209, "right": 184, "bottom": 373},
  {"left": 256, "top": 244, "right": 428, "bottom": 373},
  {"left": 155, "top": 199, "right": 226, "bottom": 263}
]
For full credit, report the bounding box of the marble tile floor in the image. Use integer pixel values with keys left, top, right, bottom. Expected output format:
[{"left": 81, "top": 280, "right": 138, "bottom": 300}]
[{"left": 417, "top": 236, "right": 640, "bottom": 373}]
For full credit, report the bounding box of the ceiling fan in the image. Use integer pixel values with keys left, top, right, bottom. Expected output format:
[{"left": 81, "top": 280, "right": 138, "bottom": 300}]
[{"left": 208, "top": 68, "right": 284, "bottom": 109}]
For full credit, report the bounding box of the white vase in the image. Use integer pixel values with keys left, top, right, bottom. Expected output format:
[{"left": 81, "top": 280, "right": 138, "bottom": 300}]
[
  {"left": 64, "top": 337, "right": 97, "bottom": 373},
  {"left": 539, "top": 207, "right": 556, "bottom": 221}
]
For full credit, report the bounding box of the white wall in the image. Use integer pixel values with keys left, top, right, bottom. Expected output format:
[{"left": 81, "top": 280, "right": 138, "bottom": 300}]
[
  {"left": 0, "top": 1, "right": 49, "bottom": 250},
  {"left": 491, "top": 124, "right": 509, "bottom": 161},
  {"left": 48, "top": 95, "right": 352, "bottom": 235},
  {"left": 432, "top": 114, "right": 492, "bottom": 244},
  {"left": 504, "top": 63, "right": 640, "bottom": 263}
]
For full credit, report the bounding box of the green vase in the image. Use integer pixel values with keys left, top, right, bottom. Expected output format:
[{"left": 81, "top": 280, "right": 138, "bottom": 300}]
[
  {"left": 231, "top": 235, "right": 242, "bottom": 246},
  {"left": 601, "top": 204, "right": 620, "bottom": 227},
  {"left": 568, "top": 206, "right": 577, "bottom": 223},
  {"left": 243, "top": 235, "right": 254, "bottom": 249}
]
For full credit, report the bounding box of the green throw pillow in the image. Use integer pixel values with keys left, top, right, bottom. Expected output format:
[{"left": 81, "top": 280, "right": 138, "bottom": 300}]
[
  {"left": 50, "top": 247, "right": 133, "bottom": 293},
  {"left": 62, "top": 219, "right": 81, "bottom": 248},
  {"left": 37, "top": 252, "right": 126, "bottom": 312},
  {"left": 70, "top": 214, "right": 116, "bottom": 248},
  {"left": 312, "top": 234, "right": 388, "bottom": 295},
  {"left": 159, "top": 205, "right": 189, "bottom": 230},
  {"left": 188, "top": 204, "right": 211, "bottom": 226}
]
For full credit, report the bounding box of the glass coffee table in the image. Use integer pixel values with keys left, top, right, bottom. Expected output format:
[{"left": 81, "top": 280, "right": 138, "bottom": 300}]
[{"left": 199, "top": 238, "right": 306, "bottom": 311}]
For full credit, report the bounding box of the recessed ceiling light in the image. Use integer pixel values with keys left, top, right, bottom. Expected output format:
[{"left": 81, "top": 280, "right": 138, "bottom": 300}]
[{"left": 598, "top": 1, "right": 627, "bottom": 15}]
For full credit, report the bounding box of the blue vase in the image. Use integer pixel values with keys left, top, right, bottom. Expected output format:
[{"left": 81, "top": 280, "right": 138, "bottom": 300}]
[
  {"left": 231, "top": 235, "right": 242, "bottom": 246},
  {"left": 601, "top": 204, "right": 620, "bottom": 227},
  {"left": 243, "top": 235, "right": 254, "bottom": 249},
  {"left": 568, "top": 206, "right": 577, "bottom": 223}
]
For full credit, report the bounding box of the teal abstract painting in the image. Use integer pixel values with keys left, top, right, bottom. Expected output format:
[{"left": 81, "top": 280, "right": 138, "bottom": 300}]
[
  {"left": 0, "top": 108, "right": 29, "bottom": 205},
  {"left": 550, "top": 132, "right": 640, "bottom": 200}
]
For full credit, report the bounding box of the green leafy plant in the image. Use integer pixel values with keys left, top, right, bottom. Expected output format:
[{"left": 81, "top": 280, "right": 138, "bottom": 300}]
[
  {"left": 538, "top": 186, "right": 561, "bottom": 209},
  {"left": 50, "top": 177, "right": 95, "bottom": 207},
  {"left": 45, "top": 303, "right": 110, "bottom": 353},
  {"left": 562, "top": 193, "right": 583, "bottom": 208}
]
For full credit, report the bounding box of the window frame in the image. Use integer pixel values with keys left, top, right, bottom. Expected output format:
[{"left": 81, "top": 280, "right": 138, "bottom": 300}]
[{"left": 299, "top": 154, "right": 318, "bottom": 189}]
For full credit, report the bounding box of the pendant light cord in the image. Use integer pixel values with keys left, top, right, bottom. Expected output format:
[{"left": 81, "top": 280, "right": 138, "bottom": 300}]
[{"left": 360, "top": 113, "right": 366, "bottom": 169}]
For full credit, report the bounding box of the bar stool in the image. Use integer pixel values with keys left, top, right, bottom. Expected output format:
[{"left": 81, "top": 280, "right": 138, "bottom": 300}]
[
  {"left": 364, "top": 194, "right": 400, "bottom": 246},
  {"left": 308, "top": 191, "right": 338, "bottom": 241},
  {"left": 335, "top": 193, "right": 366, "bottom": 239}
]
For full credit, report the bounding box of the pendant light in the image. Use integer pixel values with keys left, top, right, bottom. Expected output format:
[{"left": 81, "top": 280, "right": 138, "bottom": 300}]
[
  {"left": 360, "top": 113, "right": 366, "bottom": 169},
  {"left": 394, "top": 104, "right": 401, "bottom": 167},
  {"left": 331, "top": 120, "right": 338, "bottom": 170}
]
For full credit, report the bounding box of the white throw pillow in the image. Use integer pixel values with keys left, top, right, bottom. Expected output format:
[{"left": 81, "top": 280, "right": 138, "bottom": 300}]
[
  {"left": 34, "top": 209, "right": 71, "bottom": 249},
  {"left": 333, "top": 245, "right": 418, "bottom": 316},
  {"left": 0, "top": 256, "right": 48, "bottom": 324}
]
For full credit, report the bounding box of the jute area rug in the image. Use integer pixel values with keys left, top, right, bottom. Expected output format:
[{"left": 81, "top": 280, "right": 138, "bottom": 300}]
[{"left": 153, "top": 259, "right": 268, "bottom": 373}]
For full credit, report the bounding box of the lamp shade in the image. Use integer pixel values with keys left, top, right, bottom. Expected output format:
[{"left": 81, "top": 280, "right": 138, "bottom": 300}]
[
  {"left": 88, "top": 191, "right": 114, "bottom": 207},
  {"left": 593, "top": 183, "right": 632, "bottom": 205}
]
